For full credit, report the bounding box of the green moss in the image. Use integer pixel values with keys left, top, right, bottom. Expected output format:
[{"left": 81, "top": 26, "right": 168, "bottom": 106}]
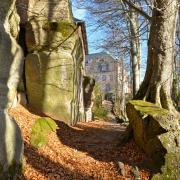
[
  {"left": 152, "top": 152, "right": 180, "bottom": 180},
  {"left": 158, "top": 131, "right": 180, "bottom": 153},
  {"left": 94, "top": 107, "right": 108, "bottom": 119},
  {"left": 128, "top": 100, "right": 179, "bottom": 132},
  {"left": 129, "top": 100, "right": 168, "bottom": 116},
  {"left": 43, "top": 21, "right": 76, "bottom": 37},
  {"left": 30, "top": 117, "right": 57, "bottom": 148}
]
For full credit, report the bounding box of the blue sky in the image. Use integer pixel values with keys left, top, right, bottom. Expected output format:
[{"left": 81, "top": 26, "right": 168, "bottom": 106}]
[
  {"left": 72, "top": 2, "right": 104, "bottom": 54},
  {"left": 72, "top": 1, "right": 147, "bottom": 80}
]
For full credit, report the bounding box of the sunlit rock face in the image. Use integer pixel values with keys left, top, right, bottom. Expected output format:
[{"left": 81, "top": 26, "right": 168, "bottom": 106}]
[
  {"left": 127, "top": 100, "right": 180, "bottom": 178},
  {"left": 16, "top": 0, "right": 73, "bottom": 23},
  {"left": 17, "top": 0, "right": 85, "bottom": 125},
  {"left": 0, "top": 0, "right": 24, "bottom": 178}
]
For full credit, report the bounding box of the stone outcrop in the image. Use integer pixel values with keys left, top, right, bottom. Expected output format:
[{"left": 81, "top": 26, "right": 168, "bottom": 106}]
[
  {"left": 0, "top": 0, "right": 24, "bottom": 178},
  {"left": 17, "top": 0, "right": 73, "bottom": 24},
  {"left": 127, "top": 100, "right": 180, "bottom": 178},
  {"left": 16, "top": 0, "right": 87, "bottom": 125},
  {"left": 83, "top": 76, "right": 95, "bottom": 121}
]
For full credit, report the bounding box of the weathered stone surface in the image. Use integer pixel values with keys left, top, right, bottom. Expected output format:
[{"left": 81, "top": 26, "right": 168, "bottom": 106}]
[
  {"left": 0, "top": 110, "right": 23, "bottom": 180},
  {"left": 83, "top": 76, "right": 95, "bottom": 109},
  {"left": 0, "top": 0, "right": 24, "bottom": 178},
  {"left": 16, "top": 0, "right": 73, "bottom": 24},
  {"left": 126, "top": 100, "right": 180, "bottom": 177},
  {"left": 25, "top": 24, "right": 84, "bottom": 124},
  {"left": 158, "top": 131, "right": 180, "bottom": 154},
  {"left": 12, "top": 92, "right": 27, "bottom": 107},
  {"left": 28, "top": 0, "right": 73, "bottom": 21},
  {"left": 83, "top": 76, "right": 95, "bottom": 121},
  {"left": 152, "top": 152, "right": 180, "bottom": 180},
  {"left": 22, "top": 0, "right": 85, "bottom": 125},
  {"left": 26, "top": 50, "right": 74, "bottom": 123},
  {"left": 152, "top": 131, "right": 180, "bottom": 179},
  {"left": 127, "top": 100, "right": 179, "bottom": 131},
  {"left": 25, "top": 20, "right": 77, "bottom": 52}
]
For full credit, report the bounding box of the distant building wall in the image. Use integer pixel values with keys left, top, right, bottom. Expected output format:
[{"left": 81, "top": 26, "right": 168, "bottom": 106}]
[{"left": 86, "top": 53, "right": 118, "bottom": 94}]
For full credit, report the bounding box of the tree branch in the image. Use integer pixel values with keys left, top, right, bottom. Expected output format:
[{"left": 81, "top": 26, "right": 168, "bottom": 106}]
[{"left": 121, "top": 0, "right": 151, "bottom": 21}]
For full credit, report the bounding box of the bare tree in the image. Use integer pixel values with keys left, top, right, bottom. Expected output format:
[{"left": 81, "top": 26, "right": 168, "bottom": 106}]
[
  {"left": 135, "top": 0, "right": 179, "bottom": 116},
  {"left": 174, "top": 7, "right": 180, "bottom": 106},
  {"left": 74, "top": 0, "right": 151, "bottom": 97},
  {"left": 128, "top": 2, "right": 141, "bottom": 96}
]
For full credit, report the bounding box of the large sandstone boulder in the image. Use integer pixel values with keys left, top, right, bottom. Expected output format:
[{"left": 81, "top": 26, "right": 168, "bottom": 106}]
[
  {"left": 127, "top": 100, "right": 180, "bottom": 178},
  {"left": 152, "top": 131, "right": 180, "bottom": 179},
  {"left": 25, "top": 49, "right": 79, "bottom": 124},
  {"left": 16, "top": 0, "right": 86, "bottom": 125}
]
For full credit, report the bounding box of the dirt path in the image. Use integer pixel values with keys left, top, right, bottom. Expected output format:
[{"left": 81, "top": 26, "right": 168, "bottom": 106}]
[{"left": 10, "top": 105, "right": 150, "bottom": 180}]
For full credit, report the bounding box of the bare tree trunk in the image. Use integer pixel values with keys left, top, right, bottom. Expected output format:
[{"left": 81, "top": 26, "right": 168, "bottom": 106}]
[
  {"left": 172, "top": 55, "right": 178, "bottom": 106},
  {"left": 129, "top": 7, "right": 141, "bottom": 97},
  {"left": 120, "top": 59, "right": 126, "bottom": 116},
  {"left": 136, "top": 0, "right": 179, "bottom": 116},
  {"left": 116, "top": 59, "right": 126, "bottom": 117},
  {"left": 175, "top": 8, "right": 180, "bottom": 104}
]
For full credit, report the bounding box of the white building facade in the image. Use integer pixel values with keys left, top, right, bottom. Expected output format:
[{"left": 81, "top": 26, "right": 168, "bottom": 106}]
[{"left": 85, "top": 52, "right": 131, "bottom": 100}]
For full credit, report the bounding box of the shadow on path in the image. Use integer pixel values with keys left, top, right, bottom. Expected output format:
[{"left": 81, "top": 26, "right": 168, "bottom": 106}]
[
  {"left": 21, "top": 142, "right": 93, "bottom": 180},
  {"left": 56, "top": 120, "right": 127, "bottom": 162}
]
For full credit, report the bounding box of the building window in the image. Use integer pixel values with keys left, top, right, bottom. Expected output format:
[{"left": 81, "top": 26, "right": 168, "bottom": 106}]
[
  {"left": 102, "top": 75, "right": 106, "bottom": 81},
  {"left": 95, "top": 76, "right": 100, "bottom": 81},
  {"left": 105, "top": 84, "right": 111, "bottom": 92},
  {"left": 102, "top": 85, "right": 106, "bottom": 92},
  {"left": 98, "top": 63, "right": 109, "bottom": 72}
]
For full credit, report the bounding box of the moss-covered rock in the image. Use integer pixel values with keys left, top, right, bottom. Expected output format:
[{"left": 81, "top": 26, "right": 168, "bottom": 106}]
[
  {"left": 158, "top": 131, "right": 180, "bottom": 153},
  {"left": 128, "top": 100, "right": 179, "bottom": 131},
  {"left": 152, "top": 152, "right": 180, "bottom": 180},
  {"left": 150, "top": 131, "right": 180, "bottom": 179},
  {"left": 126, "top": 100, "right": 180, "bottom": 172},
  {"left": 24, "top": 0, "right": 85, "bottom": 125},
  {"left": 25, "top": 19, "right": 77, "bottom": 52},
  {"left": 25, "top": 45, "right": 83, "bottom": 124}
]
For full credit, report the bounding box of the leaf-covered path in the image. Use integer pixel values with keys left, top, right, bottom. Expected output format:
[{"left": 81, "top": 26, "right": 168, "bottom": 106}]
[{"left": 10, "top": 105, "right": 150, "bottom": 180}]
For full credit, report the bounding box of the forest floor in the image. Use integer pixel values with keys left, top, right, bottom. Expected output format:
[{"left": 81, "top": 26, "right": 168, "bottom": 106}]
[{"left": 10, "top": 105, "right": 151, "bottom": 180}]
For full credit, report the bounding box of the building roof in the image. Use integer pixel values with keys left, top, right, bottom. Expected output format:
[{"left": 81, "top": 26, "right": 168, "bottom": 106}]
[
  {"left": 74, "top": 18, "right": 89, "bottom": 55},
  {"left": 86, "top": 52, "right": 116, "bottom": 62}
]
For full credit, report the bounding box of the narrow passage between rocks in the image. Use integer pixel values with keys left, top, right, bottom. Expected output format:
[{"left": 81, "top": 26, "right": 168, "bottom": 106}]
[{"left": 10, "top": 105, "right": 150, "bottom": 180}]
